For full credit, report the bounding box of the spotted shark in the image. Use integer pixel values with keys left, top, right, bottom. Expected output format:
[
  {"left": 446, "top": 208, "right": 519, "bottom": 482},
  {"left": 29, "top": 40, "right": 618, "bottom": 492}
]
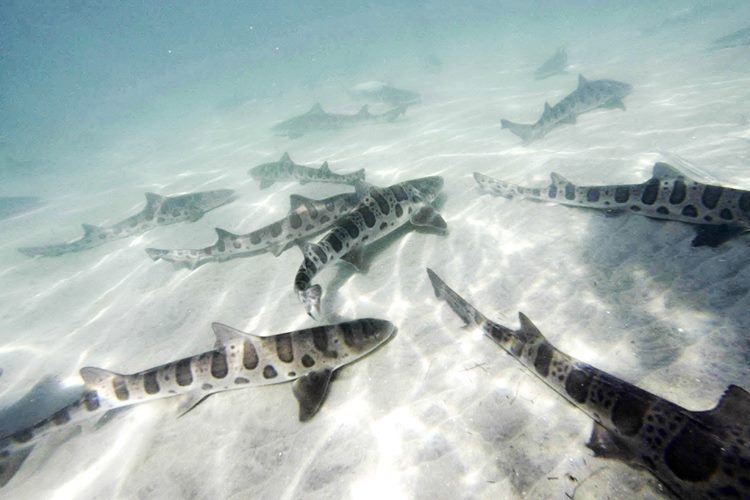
[
  {"left": 272, "top": 103, "right": 407, "bottom": 138},
  {"left": 534, "top": 48, "right": 568, "bottom": 80},
  {"left": 427, "top": 268, "right": 750, "bottom": 499},
  {"left": 501, "top": 75, "right": 632, "bottom": 143},
  {"left": 145, "top": 192, "right": 362, "bottom": 268},
  {"left": 711, "top": 26, "right": 750, "bottom": 50},
  {"left": 0, "top": 318, "right": 395, "bottom": 487},
  {"left": 18, "top": 190, "right": 235, "bottom": 258},
  {"left": 474, "top": 163, "right": 750, "bottom": 247},
  {"left": 295, "top": 176, "right": 446, "bottom": 319},
  {"left": 248, "top": 152, "right": 365, "bottom": 190}
]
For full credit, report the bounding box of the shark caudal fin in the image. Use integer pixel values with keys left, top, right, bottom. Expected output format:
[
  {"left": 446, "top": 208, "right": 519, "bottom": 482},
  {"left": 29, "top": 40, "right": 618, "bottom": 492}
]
[
  {"left": 426, "top": 268, "right": 488, "bottom": 328},
  {"left": 0, "top": 446, "right": 33, "bottom": 488},
  {"left": 298, "top": 284, "right": 322, "bottom": 319},
  {"left": 500, "top": 119, "right": 535, "bottom": 142}
]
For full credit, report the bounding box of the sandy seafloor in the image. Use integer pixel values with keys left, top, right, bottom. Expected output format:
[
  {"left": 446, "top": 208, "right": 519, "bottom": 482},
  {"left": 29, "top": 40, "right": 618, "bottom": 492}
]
[{"left": 2, "top": 7, "right": 750, "bottom": 500}]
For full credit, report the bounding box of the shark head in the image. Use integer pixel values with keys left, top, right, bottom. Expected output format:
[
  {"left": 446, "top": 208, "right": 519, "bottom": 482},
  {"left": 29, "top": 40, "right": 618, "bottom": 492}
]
[
  {"left": 404, "top": 176, "right": 444, "bottom": 203},
  {"left": 335, "top": 319, "right": 396, "bottom": 359}
]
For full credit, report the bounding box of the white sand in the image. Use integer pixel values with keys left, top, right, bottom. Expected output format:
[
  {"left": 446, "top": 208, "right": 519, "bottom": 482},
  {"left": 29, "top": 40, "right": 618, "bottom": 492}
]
[{"left": 1, "top": 12, "right": 750, "bottom": 500}]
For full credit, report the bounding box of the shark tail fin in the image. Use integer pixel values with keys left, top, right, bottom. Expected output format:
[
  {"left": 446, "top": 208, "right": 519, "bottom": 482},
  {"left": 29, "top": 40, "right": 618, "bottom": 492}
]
[
  {"left": 426, "top": 268, "right": 488, "bottom": 328},
  {"left": 0, "top": 446, "right": 33, "bottom": 487},
  {"left": 500, "top": 119, "right": 535, "bottom": 143}
]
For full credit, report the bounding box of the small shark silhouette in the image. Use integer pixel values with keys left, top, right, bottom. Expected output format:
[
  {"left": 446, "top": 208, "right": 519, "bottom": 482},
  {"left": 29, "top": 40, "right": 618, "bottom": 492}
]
[
  {"left": 248, "top": 153, "right": 365, "bottom": 190},
  {"left": 272, "top": 103, "right": 407, "bottom": 138},
  {"left": 711, "top": 26, "right": 750, "bottom": 50},
  {"left": 351, "top": 81, "right": 421, "bottom": 107}
]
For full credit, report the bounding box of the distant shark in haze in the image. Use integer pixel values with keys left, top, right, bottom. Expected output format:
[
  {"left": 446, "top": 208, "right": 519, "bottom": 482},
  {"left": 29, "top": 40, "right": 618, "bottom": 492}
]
[
  {"left": 146, "top": 191, "right": 362, "bottom": 268},
  {"left": 295, "top": 176, "right": 446, "bottom": 319},
  {"left": 711, "top": 26, "right": 750, "bottom": 50},
  {"left": 501, "top": 75, "right": 632, "bottom": 143},
  {"left": 427, "top": 268, "right": 750, "bottom": 500},
  {"left": 534, "top": 48, "right": 568, "bottom": 80},
  {"left": 0, "top": 197, "right": 41, "bottom": 221},
  {"left": 272, "top": 103, "right": 407, "bottom": 138},
  {"left": 0, "top": 318, "right": 395, "bottom": 487},
  {"left": 18, "top": 190, "right": 235, "bottom": 257},
  {"left": 474, "top": 162, "right": 750, "bottom": 247},
  {"left": 248, "top": 153, "right": 365, "bottom": 189},
  {"left": 351, "top": 81, "right": 421, "bottom": 107}
]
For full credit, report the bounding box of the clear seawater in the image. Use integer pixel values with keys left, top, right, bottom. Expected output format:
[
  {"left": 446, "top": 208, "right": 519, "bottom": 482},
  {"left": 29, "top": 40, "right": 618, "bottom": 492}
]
[{"left": 1, "top": 1, "right": 749, "bottom": 498}]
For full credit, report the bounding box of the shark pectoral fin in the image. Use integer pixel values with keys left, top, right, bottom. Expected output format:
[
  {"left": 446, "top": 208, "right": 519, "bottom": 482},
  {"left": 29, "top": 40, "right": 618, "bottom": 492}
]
[
  {"left": 94, "top": 406, "right": 132, "bottom": 429},
  {"left": 292, "top": 368, "right": 334, "bottom": 422},
  {"left": 704, "top": 385, "right": 750, "bottom": 421},
  {"left": 691, "top": 224, "right": 743, "bottom": 247},
  {"left": 176, "top": 392, "right": 213, "bottom": 418},
  {"left": 259, "top": 179, "right": 275, "bottom": 190},
  {"left": 602, "top": 98, "right": 626, "bottom": 111},
  {"left": 410, "top": 206, "right": 448, "bottom": 232},
  {"left": 586, "top": 423, "right": 634, "bottom": 462},
  {"left": 211, "top": 322, "right": 257, "bottom": 348},
  {"left": 341, "top": 246, "right": 366, "bottom": 272},
  {"left": 0, "top": 446, "right": 34, "bottom": 487}
]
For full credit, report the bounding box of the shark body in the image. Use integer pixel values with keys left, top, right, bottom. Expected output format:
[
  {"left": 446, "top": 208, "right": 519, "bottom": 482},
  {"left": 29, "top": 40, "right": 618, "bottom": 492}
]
[
  {"left": 146, "top": 192, "right": 362, "bottom": 268},
  {"left": 272, "top": 103, "right": 407, "bottom": 138},
  {"left": 534, "top": 48, "right": 568, "bottom": 80},
  {"left": 501, "top": 75, "right": 632, "bottom": 143},
  {"left": 474, "top": 163, "right": 750, "bottom": 247},
  {"left": 0, "top": 318, "right": 395, "bottom": 487},
  {"left": 0, "top": 197, "right": 41, "bottom": 221},
  {"left": 248, "top": 153, "right": 365, "bottom": 190},
  {"left": 712, "top": 27, "right": 750, "bottom": 49},
  {"left": 351, "top": 81, "right": 421, "bottom": 107},
  {"left": 18, "top": 190, "right": 234, "bottom": 257},
  {"left": 295, "top": 177, "right": 446, "bottom": 318},
  {"left": 427, "top": 268, "right": 750, "bottom": 500}
]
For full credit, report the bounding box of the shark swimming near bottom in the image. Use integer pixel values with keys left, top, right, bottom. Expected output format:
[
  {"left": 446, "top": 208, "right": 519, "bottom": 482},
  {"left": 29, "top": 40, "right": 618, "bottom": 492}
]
[
  {"left": 711, "top": 26, "right": 750, "bottom": 50},
  {"left": 272, "top": 103, "right": 407, "bottom": 138},
  {"left": 474, "top": 162, "right": 750, "bottom": 247},
  {"left": 295, "top": 176, "right": 446, "bottom": 319},
  {"left": 146, "top": 191, "right": 362, "bottom": 268},
  {"left": 18, "top": 189, "right": 235, "bottom": 257},
  {"left": 426, "top": 268, "right": 750, "bottom": 500},
  {"left": 500, "top": 75, "right": 632, "bottom": 143},
  {"left": 248, "top": 152, "right": 365, "bottom": 190},
  {"left": 0, "top": 318, "right": 395, "bottom": 487}
]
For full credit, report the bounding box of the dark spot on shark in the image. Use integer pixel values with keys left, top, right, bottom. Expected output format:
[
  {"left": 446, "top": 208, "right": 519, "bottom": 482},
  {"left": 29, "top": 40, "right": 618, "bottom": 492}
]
[
  {"left": 216, "top": 240, "right": 225, "bottom": 252},
  {"left": 611, "top": 392, "right": 648, "bottom": 436},
  {"left": 548, "top": 185, "right": 558, "bottom": 198},
  {"left": 586, "top": 188, "right": 600, "bottom": 202},
  {"left": 270, "top": 222, "right": 283, "bottom": 238},
  {"left": 392, "top": 185, "right": 408, "bottom": 201},
  {"left": 664, "top": 421, "right": 721, "bottom": 482},
  {"left": 305, "top": 224, "right": 314, "bottom": 231},
  {"left": 380, "top": 222, "right": 388, "bottom": 230},
  {"left": 12, "top": 430, "right": 33, "bottom": 443},
  {"left": 395, "top": 204, "right": 403, "bottom": 217},
  {"left": 704, "top": 216, "right": 713, "bottom": 222},
  {"left": 211, "top": 350, "right": 228, "bottom": 379},
  {"left": 84, "top": 391, "right": 100, "bottom": 411},
  {"left": 311, "top": 245, "right": 328, "bottom": 264},
  {"left": 52, "top": 408, "right": 71, "bottom": 425},
  {"left": 328, "top": 234, "right": 343, "bottom": 252},
  {"left": 301, "top": 354, "right": 315, "bottom": 367},
  {"left": 657, "top": 207, "right": 670, "bottom": 215},
  {"left": 682, "top": 205, "right": 698, "bottom": 218},
  {"left": 630, "top": 206, "right": 641, "bottom": 212},
  {"left": 243, "top": 341, "right": 259, "bottom": 370},
  {"left": 202, "top": 383, "right": 213, "bottom": 390},
  {"left": 307, "top": 203, "right": 318, "bottom": 219},
  {"left": 325, "top": 200, "right": 335, "bottom": 212},
  {"left": 720, "top": 209, "right": 734, "bottom": 221},
  {"left": 565, "top": 184, "right": 575, "bottom": 200},
  {"left": 359, "top": 206, "right": 376, "bottom": 228},
  {"left": 144, "top": 370, "right": 160, "bottom": 394},
  {"left": 565, "top": 369, "right": 592, "bottom": 403},
  {"left": 304, "top": 258, "right": 317, "bottom": 274},
  {"left": 534, "top": 343, "right": 553, "bottom": 377},
  {"left": 113, "top": 376, "right": 129, "bottom": 401},
  {"left": 312, "top": 327, "right": 328, "bottom": 352},
  {"left": 250, "top": 233, "right": 261, "bottom": 245},
  {"left": 175, "top": 359, "right": 193, "bottom": 386},
  {"left": 157, "top": 217, "right": 165, "bottom": 223},
  {"left": 343, "top": 221, "right": 360, "bottom": 238},
  {"left": 372, "top": 192, "right": 390, "bottom": 214},
  {"left": 615, "top": 187, "right": 630, "bottom": 203},
  {"left": 739, "top": 193, "right": 750, "bottom": 213},
  {"left": 340, "top": 322, "right": 357, "bottom": 347},
  {"left": 275, "top": 334, "right": 294, "bottom": 363},
  {"left": 290, "top": 213, "right": 302, "bottom": 229},
  {"left": 263, "top": 365, "right": 277, "bottom": 379},
  {"left": 702, "top": 186, "right": 723, "bottom": 209},
  {"left": 320, "top": 215, "right": 330, "bottom": 224},
  {"left": 670, "top": 180, "right": 687, "bottom": 204},
  {"left": 641, "top": 179, "right": 659, "bottom": 205},
  {"left": 234, "top": 377, "right": 249, "bottom": 384}
]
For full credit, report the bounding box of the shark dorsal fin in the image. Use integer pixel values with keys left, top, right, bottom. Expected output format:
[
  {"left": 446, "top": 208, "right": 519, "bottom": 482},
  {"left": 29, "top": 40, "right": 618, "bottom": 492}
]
[
  {"left": 309, "top": 103, "right": 324, "bottom": 114},
  {"left": 80, "top": 367, "right": 122, "bottom": 388},
  {"left": 145, "top": 192, "right": 165, "bottom": 207},
  {"left": 354, "top": 180, "right": 373, "bottom": 199},
  {"left": 706, "top": 385, "right": 750, "bottom": 421},
  {"left": 578, "top": 74, "right": 588, "bottom": 88},
  {"left": 542, "top": 102, "right": 553, "bottom": 119},
  {"left": 550, "top": 172, "right": 571, "bottom": 184},
  {"left": 211, "top": 322, "right": 259, "bottom": 348},
  {"left": 215, "top": 227, "right": 238, "bottom": 239},
  {"left": 320, "top": 161, "right": 331, "bottom": 174},
  {"left": 651, "top": 162, "right": 688, "bottom": 181},
  {"left": 279, "top": 152, "right": 292, "bottom": 164},
  {"left": 289, "top": 194, "right": 314, "bottom": 210},
  {"left": 357, "top": 104, "right": 370, "bottom": 116},
  {"left": 518, "top": 313, "right": 543, "bottom": 336},
  {"left": 82, "top": 223, "right": 105, "bottom": 237}
]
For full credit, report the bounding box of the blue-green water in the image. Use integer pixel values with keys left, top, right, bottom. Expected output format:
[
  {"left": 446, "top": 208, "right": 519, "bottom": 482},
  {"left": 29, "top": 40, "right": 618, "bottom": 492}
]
[{"left": 1, "top": 1, "right": 749, "bottom": 498}]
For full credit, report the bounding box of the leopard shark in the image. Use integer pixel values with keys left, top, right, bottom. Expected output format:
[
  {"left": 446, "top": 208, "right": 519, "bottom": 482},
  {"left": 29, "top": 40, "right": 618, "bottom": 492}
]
[
  {"left": 295, "top": 176, "right": 446, "bottom": 319},
  {"left": 145, "top": 191, "right": 362, "bottom": 268},
  {"left": 500, "top": 75, "right": 632, "bottom": 143},
  {"left": 248, "top": 153, "right": 365, "bottom": 189},
  {"left": 0, "top": 318, "right": 395, "bottom": 487},
  {"left": 534, "top": 48, "right": 568, "bottom": 80},
  {"left": 272, "top": 103, "right": 407, "bottom": 138},
  {"left": 474, "top": 162, "right": 750, "bottom": 247},
  {"left": 426, "top": 268, "right": 750, "bottom": 500},
  {"left": 18, "top": 189, "right": 235, "bottom": 257}
]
